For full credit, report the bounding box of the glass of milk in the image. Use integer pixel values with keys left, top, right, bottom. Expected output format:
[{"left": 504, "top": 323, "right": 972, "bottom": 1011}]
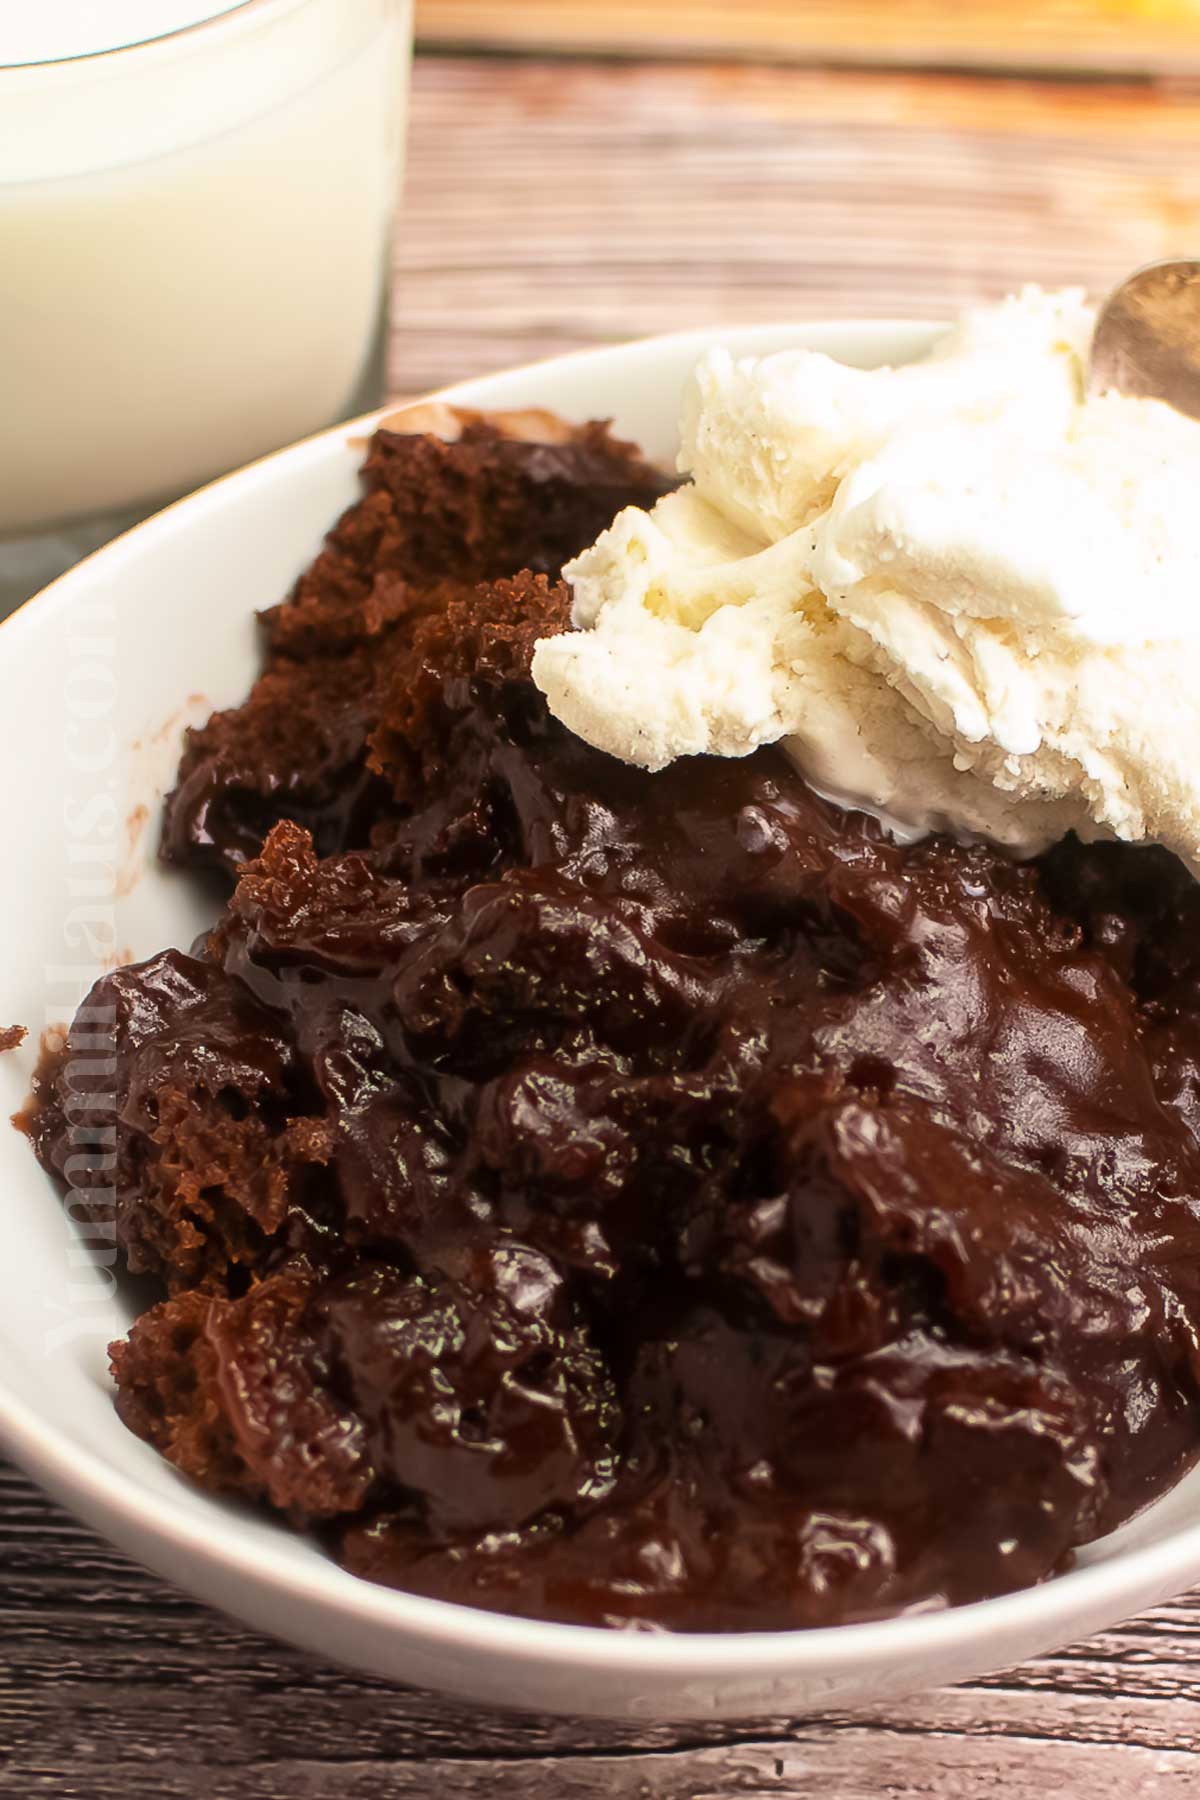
[{"left": 0, "top": 0, "right": 412, "bottom": 611}]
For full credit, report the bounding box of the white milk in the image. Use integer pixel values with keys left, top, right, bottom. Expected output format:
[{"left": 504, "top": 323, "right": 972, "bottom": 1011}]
[{"left": 0, "top": 0, "right": 411, "bottom": 538}]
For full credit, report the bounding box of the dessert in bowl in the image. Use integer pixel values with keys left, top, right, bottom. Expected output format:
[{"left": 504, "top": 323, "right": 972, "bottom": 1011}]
[{"left": 6, "top": 301, "right": 1200, "bottom": 1717}]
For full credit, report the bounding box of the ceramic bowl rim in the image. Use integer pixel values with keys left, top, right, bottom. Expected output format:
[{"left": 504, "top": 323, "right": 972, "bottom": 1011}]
[{"left": 3, "top": 315, "right": 1195, "bottom": 1682}]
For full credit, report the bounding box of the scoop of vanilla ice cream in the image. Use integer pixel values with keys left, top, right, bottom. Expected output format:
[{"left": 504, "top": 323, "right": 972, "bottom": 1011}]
[{"left": 530, "top": 287, "right": 1200, "bottom": 869}]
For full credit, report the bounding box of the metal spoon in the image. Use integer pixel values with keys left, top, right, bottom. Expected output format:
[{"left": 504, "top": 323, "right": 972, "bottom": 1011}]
[{"left": 1089, "top": 258, "right": 1200, "bottom": 416}]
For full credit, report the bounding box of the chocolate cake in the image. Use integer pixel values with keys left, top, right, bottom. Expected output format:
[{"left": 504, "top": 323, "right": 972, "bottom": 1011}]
[{"left": 27, "top": 410, "right": 1200, "bottom": 1631}]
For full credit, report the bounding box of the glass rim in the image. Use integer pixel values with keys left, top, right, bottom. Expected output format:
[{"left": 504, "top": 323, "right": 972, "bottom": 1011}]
[{"left": 0, "top": 0, "right": 308, "bottom": 76}]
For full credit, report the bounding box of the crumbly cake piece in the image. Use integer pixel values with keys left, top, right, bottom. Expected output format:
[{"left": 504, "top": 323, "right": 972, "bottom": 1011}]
[{"left": 162, "top": 416, "right": 674, "bottom": 876}]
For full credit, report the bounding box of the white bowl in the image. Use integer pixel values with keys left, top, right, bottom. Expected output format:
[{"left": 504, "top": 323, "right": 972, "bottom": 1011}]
[{"left": 3, "top": 320, "right": 1200, "bottom": 1722}]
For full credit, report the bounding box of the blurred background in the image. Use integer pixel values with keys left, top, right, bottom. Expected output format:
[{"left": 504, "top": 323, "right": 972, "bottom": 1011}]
[
  {"left": 395, "top": 0, "right": 1200, "bottom": 391},
  {"left": 8, "top": 0, "right": 1200, "bottom": 614}
]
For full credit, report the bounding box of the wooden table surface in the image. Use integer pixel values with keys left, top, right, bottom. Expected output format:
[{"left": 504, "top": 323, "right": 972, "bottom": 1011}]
[{"left": 11, "top": 26, "right": 1200, "bottom": 1797}]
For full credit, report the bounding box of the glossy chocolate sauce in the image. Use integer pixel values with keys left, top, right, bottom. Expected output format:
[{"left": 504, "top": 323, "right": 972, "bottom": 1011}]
[{"left": 27, "top": 419, "right": 1200, "bottom": 1631}]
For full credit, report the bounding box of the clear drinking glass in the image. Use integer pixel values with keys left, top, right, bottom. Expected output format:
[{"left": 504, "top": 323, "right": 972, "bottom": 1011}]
[{"left": 0, "top": 0, "right": 413, "bottom": 613}]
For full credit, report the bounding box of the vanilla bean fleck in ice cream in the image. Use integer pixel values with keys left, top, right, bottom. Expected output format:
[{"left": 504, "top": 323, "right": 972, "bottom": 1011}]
[{"left": 532, "top": 288, "right": 1200, "bottom": 867}]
